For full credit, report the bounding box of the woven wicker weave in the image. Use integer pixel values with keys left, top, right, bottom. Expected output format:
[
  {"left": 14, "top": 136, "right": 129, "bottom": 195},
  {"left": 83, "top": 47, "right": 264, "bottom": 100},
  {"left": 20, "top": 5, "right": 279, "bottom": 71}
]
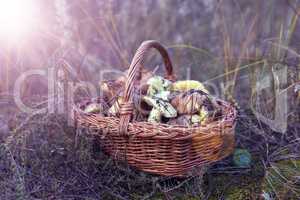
[{"left": 74, "top": 40, "right": 237, "bottom": 177}]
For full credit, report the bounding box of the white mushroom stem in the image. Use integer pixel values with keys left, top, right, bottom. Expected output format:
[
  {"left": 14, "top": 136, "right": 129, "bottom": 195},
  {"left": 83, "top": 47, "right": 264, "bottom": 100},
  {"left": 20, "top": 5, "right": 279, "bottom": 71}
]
[{"left": 143, "top": 96, "right": 177, "bottom": 118}]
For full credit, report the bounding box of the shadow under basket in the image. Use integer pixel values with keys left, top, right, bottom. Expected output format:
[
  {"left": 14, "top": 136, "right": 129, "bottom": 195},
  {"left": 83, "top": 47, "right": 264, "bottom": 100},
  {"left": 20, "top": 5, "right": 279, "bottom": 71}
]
[{"left": 73, "top": 40, "right": 237, "bottom": 177}]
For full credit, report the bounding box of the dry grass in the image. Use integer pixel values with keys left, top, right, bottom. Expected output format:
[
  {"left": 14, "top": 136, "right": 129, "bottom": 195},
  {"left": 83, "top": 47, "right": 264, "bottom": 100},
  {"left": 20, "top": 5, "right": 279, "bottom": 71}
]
[
  {"left": 0, "top": 97, "right": 298, "bottom": 199},
  {"left": 0, "top": 1, "right": 300, "bottom": 199}
]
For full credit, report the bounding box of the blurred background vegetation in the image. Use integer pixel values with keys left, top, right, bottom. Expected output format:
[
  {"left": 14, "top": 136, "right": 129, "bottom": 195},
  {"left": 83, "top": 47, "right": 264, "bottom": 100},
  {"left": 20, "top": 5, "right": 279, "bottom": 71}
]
[
  {"left": 1, "top": 0, "right": 299, "bottom": 118},
  {"left": 0, "top": 0, "right": 299, "bottom": 199}
]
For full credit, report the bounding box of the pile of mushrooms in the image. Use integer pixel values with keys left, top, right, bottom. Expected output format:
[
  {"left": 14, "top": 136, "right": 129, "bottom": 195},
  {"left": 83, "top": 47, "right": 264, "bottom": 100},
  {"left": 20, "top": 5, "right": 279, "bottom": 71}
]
[
  {"left": 83, "top": 73, "right": 222, "bottom": 127},
  {"left": 140, "top": 76, "right": 220, "bottom": 126}
]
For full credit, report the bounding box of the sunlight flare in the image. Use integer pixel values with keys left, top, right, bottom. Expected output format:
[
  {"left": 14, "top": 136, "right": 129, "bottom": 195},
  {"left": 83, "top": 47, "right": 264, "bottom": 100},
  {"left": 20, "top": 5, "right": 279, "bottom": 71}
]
[{"left": 0, "top": 0, "right": 39, "bottom": 42}]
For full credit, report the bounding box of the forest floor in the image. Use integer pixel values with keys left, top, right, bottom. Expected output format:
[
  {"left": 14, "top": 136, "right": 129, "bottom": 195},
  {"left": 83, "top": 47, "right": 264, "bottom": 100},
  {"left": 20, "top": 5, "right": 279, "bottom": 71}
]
[{"left": 0, "top": 99, "right": 299, "bottom": 200}]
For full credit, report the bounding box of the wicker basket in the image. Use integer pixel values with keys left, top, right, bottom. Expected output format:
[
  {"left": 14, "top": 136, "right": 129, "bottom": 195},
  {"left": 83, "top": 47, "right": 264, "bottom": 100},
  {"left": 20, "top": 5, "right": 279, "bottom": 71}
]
[{"left": 74, "top": 40, "right": 237, "bottom": 177}]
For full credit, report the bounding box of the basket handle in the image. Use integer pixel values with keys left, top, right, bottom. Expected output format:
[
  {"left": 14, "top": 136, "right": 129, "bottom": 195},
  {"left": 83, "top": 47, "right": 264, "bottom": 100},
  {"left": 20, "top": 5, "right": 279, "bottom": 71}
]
[{"left": 119, "top": 40, "right": 175, "bottom": 135}]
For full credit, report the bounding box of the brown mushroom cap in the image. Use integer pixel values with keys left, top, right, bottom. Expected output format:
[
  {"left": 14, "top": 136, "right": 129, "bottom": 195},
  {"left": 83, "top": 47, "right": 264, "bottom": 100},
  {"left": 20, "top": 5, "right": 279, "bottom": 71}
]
[{"left": 171, "top": 90, "right": 208, "bottom": 114}]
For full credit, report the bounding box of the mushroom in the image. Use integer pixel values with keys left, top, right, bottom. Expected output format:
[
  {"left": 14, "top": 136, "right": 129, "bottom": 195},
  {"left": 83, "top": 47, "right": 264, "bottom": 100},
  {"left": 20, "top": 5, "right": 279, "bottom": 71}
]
[
  {"left": 171, "top": 80, "right": 209, "bottom": 94},
  {"left": 148, "top": 109, "right": 162, "bottom": 123},
  {"left": 153, "top": 90, "right": 171, "bottom": 101},
  {"left": 146, "top": 76, "right": 172, "bottom": 97},
  {"left": 167, "top": 114, "right": 202, "bottom": 127},
  {"left": 99, "top": 80, "right": 123, "bottom": 102},
  {"left": 170, "top": 90, "right": 208, "bottom": 114},
  {"left": 84, "top": 103, "right": 103, "bottom": 114},
  {"left": 198, "top": 106, "right": 209, "bottom": 124},
  {"left": 143, "top": 96, "right": 177, "bottom": 123},
  {"left": 108, "top": 97, "right": 123, "bottom": 116}
]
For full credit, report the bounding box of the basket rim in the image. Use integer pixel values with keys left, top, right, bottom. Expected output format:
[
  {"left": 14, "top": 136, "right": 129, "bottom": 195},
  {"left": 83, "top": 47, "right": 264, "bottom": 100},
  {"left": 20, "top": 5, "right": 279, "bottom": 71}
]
[{"left": 73, "top": 97, "right": 237, "bottom": 140}]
